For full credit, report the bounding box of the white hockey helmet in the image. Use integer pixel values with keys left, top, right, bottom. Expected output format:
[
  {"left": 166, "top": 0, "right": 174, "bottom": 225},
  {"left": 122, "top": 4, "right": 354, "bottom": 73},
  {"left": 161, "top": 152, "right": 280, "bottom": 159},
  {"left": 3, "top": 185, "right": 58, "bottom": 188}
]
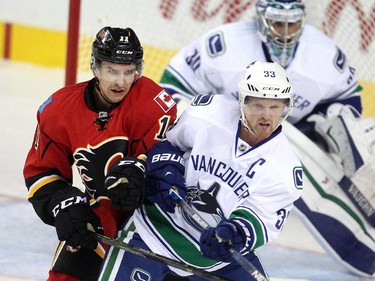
[
  {"left": 238, "top": 61, "right": 293, "bottom": 130},
  {"left": 255, "top": 0, "right": 306, "bottom": 67}
]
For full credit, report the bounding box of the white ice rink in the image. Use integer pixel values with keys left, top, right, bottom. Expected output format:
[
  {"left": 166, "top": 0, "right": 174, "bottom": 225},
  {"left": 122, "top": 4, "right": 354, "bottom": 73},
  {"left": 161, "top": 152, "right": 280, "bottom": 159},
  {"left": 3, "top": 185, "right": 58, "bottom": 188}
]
[{"left": 0, "top": 60, "right": 373, "bottom": 281}]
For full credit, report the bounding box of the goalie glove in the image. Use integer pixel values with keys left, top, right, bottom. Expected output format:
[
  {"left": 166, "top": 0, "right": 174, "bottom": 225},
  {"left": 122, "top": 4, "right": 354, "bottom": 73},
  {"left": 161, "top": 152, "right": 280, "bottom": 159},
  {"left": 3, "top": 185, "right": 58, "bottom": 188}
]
[
  {"left": 145, "top": 140, "right": 186, "bottom": 213},
  {"left": 308, "top": 103, "right": 375, "bottom": 177},
  {"left": 49, "top": 187, "right": 103, "bottom": 249},
  {"left": 105, "top": 156, "right": 146, "bottom": 211},
  {"left": 199, "top": 218, "right": 249, "bottom": 262}
]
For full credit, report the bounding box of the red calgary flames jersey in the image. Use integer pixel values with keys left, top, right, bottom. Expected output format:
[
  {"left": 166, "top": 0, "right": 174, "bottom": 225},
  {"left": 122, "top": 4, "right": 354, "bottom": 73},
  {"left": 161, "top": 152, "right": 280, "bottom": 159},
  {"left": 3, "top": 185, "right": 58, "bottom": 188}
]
[{"left": 24, "top": 77, "right": 176, "bottom": 224}]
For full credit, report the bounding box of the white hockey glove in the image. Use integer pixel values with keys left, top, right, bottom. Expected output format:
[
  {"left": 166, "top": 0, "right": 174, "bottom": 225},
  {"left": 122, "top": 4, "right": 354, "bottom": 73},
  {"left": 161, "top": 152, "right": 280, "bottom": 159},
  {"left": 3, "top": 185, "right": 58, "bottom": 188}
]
[{"left": 308, "top": 103, "right": 375, "bottom": 177}]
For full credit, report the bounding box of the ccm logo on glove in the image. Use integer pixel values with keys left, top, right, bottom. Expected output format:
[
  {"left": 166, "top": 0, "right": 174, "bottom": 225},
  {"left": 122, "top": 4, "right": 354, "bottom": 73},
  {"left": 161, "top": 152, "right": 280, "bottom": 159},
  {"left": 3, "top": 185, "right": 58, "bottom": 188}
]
[
  {"left": 51, "top": 195, "right": 88, "bottom": 217},
  {"left": 116, "top": 159, "right": 146, "bottom": 173},
  {"left": 105, "top": 156, "right": 147, "bottom": 211}
]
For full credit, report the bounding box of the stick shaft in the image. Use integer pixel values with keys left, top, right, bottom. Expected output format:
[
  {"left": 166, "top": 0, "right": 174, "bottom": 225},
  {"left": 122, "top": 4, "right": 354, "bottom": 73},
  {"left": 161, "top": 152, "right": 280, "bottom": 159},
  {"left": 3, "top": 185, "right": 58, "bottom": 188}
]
[{"left": 94, "top": 233, "right": 231, "bottom": 281}]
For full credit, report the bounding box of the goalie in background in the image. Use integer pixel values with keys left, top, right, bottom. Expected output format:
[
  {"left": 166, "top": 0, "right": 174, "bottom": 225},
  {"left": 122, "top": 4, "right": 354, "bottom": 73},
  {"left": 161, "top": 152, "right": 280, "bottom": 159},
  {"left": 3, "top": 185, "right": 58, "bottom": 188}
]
[
  {"left": 23, "top": 26, "right": 177, "bottom": 281},
  {"left": 159, "top": 0, "right": 375, "bottom": 277},
  {"left": 98, "top": 60, "right": 303, "bottom": 281}
]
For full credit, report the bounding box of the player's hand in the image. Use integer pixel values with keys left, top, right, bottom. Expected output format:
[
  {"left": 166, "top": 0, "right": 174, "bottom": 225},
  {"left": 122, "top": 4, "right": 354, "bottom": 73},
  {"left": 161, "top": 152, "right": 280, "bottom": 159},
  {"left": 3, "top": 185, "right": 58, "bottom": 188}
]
[
  {"left": 200, "top": 219, "right": 246, "bottom": 261},
  {"left": 50, "top": 188, "right": 103, "bottom": 249},
  {"left": 145, "top": 141, "right": 186, "bottom": 213},
  {"left": 105, "top": 157, "right": 146, "bottom": 211}
]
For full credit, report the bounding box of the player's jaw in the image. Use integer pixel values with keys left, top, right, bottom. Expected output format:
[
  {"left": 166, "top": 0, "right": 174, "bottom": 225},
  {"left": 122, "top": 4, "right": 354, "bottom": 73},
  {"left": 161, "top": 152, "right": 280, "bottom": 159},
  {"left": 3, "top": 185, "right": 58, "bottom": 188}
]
[
  {"left": 96, "top": 76, "right": 133, "bottom": 104},
  {"left": 248, "top": 118, "right": 275, "bottom": 141}
]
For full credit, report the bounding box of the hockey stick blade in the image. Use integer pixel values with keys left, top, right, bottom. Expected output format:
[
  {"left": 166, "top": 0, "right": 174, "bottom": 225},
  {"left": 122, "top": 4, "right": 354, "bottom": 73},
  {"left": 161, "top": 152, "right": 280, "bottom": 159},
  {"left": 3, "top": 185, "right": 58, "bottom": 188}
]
[
  {"left": 170, "top": 189, "right": 269, "bottom": 281},
  {"left": 94, "top": 233, "right": 231, "bottom": 281}
]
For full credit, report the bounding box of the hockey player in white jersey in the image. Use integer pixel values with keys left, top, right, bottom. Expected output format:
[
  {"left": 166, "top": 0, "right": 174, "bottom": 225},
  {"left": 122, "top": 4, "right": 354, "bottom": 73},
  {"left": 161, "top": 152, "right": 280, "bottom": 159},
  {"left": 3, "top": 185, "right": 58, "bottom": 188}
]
[
  {"left": 160, "top": 0, "right": 375, "bottom": 277},
  {"left": 98, "top": 61, "right": 303, "bottom": 280}
]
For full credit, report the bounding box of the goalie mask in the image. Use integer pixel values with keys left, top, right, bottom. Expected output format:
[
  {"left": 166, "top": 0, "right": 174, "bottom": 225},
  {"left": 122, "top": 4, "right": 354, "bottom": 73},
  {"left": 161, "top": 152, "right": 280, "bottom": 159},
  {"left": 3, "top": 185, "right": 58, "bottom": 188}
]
[
  {"left": 255, "top": 0, "right": 306, "bottom": 67},
  {"left": 91, "top": 26, "right": 144, "bottom": 77},
  {"left": 238, "top": 61, "right": 293, "bottom": 133}
]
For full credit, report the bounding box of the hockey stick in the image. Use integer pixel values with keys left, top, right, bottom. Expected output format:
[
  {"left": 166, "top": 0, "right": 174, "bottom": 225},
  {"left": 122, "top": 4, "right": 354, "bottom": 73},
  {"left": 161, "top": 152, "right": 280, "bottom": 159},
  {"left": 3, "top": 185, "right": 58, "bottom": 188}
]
[
  {"left": 169, "top": 189, "right": 269, "bottom": 281},
  {"left": 94, "top": 233, "right": 231, "bottom": 281}
]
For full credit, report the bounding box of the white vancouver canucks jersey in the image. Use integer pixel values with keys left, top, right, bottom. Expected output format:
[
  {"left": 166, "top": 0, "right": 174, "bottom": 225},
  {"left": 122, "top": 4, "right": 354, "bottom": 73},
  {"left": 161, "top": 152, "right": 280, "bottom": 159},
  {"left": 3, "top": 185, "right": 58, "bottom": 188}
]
[
  {"left": 133, "top": 95, "right": 303, "bottom": 273},
  {"left": 160, "top": 21, "right": 360, "bottom": 124}
]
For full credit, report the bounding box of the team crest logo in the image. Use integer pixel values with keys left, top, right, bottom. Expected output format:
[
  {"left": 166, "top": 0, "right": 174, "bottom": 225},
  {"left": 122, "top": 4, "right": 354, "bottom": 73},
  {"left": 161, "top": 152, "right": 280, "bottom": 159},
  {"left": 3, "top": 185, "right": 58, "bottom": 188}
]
[
  {"left": 74, "top": 138, "right": 128, "bottom": 197},
  {"left": 294, "top": 167, "right": 303, "bottom": 189},
  {"left": 185, "top": 182, "right": 224, "bottom": 230},
  {"left": 334, "top": 48, "right": 346, "bottom": 72},
  {"left": 207, "top": 31, "right": 225, "bottom": 57},
  {"left": 191, "top": 94, "right": 214, "bottom": 106},
  {"left": 131, "top": 268, "right": 151, "bottom": 281}
]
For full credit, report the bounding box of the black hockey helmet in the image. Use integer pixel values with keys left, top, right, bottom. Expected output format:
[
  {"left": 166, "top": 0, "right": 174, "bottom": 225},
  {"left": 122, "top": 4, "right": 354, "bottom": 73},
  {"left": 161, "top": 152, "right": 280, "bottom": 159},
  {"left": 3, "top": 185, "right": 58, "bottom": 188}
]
[{"left": 91, "top": 26, "right": 143, "bottom": 73}]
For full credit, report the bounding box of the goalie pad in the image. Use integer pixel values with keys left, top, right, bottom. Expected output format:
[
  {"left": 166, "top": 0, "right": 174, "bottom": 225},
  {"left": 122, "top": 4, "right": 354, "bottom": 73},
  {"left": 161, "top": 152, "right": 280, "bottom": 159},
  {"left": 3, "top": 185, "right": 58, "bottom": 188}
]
[
  {"left": 308, "top": 103, "right": 375, "bottom": 177},
  {"left": 308, "top": 104, "right": 375, "bottom": 226},
  {"left": 283, "top": 121, "right": 375, "bottom": 277}
]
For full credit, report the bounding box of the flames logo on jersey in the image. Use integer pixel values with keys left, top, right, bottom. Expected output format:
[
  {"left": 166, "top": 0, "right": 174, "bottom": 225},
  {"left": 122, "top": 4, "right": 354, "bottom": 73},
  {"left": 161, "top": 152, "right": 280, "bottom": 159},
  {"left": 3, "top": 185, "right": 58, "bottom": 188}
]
[
  {"left": 73, "top": 138, "right": 128, "bottom": 198},
  {"left": 185, "top": 182, "right": 224, "bottom": 231}
]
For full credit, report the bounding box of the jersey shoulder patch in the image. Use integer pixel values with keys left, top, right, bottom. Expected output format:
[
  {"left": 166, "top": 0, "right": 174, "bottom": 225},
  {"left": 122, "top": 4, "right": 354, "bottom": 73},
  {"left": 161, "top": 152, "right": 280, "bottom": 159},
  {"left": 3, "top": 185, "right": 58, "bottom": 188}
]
[
  {"left": 333, "top": 47, "right": 346, "bottom": 73},
  {"left": 206, "top": 31, "right": 226, "bottom": 58},
  {"left": 154, "top": 90, "right": 176, "bottom": 112},
  {"left": 191, "top": 94, "right": 214, "bottom": 106},
  {"left": 38, "top": 96, "right": 53, "bottom": 113},
  {"left": 293, "top": 167, "right": 303, "bottom": 189}
]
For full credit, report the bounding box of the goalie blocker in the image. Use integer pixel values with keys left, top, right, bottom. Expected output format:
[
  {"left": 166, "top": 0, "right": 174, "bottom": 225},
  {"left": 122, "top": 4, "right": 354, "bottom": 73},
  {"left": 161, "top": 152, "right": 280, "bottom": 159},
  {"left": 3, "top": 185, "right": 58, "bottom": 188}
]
[{"left": 283, "top": 121, "right": 375, "bottom": 277}]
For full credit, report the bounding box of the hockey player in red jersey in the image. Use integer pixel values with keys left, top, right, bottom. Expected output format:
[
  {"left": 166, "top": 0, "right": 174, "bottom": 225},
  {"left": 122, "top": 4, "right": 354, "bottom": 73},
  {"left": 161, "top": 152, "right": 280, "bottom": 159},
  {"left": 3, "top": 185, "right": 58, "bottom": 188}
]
[{"left": 23, "top": 26, "right": 177, "bottom": 281}]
